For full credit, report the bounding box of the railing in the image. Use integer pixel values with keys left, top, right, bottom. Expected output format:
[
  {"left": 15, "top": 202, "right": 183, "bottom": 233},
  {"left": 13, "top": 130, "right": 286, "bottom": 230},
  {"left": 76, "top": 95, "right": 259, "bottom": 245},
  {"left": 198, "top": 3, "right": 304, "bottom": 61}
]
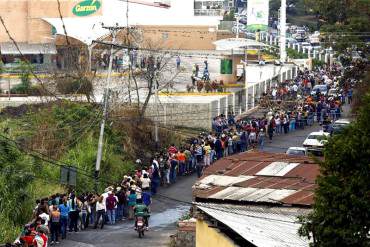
[{"left": 258, "top": 32, "right": 333, "bottom": 64}]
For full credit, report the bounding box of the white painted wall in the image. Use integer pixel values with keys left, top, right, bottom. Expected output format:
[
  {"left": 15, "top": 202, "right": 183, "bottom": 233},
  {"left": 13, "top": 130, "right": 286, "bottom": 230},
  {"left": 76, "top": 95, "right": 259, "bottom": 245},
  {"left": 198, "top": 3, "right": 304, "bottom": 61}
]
[
  {"left": 245, "top": 64, "right": 295, "bottom": 85},
  {"left": 103, "top": 0, "right": 223, "bottom": 26}
]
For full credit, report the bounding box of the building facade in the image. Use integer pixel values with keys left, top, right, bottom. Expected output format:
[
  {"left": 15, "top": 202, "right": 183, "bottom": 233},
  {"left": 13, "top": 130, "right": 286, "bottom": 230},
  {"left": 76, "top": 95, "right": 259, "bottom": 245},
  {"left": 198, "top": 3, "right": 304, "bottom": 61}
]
[{"left": 0, "top": 0, "right": 230, "bottom": 69}]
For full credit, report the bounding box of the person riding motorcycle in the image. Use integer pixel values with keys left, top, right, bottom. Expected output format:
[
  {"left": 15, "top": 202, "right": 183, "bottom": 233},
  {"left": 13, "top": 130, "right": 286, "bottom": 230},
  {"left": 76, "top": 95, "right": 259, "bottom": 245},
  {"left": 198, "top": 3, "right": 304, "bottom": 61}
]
[{"left": 134, "top": 198, "right": 150, "bottom": 230}]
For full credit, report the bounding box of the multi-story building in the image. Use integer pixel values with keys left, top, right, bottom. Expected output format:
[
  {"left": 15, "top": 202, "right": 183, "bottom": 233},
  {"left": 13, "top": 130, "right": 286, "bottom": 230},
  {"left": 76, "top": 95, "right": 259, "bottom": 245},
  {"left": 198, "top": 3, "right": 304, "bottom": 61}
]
[{"left": 194, "top": 0, "right": 235, "bottom": 16}]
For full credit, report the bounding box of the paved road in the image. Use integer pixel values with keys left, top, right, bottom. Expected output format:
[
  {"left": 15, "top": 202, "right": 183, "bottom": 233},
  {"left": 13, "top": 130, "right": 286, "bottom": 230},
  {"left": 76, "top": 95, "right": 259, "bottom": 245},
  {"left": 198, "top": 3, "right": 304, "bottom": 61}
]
[
  {"left": 263, "top": 104, "right": 351, "bottom": 153},
  {"left": 59, "top": 175, "right": 197, "bottom": 247},
  {"left": 263, "top": 123, "right": 321, "bottom": 153}
]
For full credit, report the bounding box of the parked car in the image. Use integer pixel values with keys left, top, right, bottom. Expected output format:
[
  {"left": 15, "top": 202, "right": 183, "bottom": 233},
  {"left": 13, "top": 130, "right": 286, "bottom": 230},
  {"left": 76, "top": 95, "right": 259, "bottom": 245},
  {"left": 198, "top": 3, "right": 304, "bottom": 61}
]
[
  {"left": 292, "top": 29, "right": 307, "bottom": 42},
  {"left": 286, "top": 38, "right": 298, "bottom": 44},
  {"left": 331, "top": 119, "right": 351, "bottom": 135},
  {"left": 311, "top": 84, "right": 328, "bottom": 96},
  {"left": 239, "top": 17, "right": 248, "bottom": 24},
  {"left": 286, "top": 147, "right": 307, "bottom": 156},
  {"left": 303, "top": 131, "right": 330, "bottom": 155}
]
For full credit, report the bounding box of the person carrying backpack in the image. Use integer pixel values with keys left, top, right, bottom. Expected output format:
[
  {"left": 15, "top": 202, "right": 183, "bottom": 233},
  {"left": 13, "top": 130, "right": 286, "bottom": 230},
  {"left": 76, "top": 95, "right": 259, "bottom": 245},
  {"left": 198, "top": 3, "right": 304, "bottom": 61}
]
[{"left": 106, "top": 192, "right": 118, "bottom": 225}]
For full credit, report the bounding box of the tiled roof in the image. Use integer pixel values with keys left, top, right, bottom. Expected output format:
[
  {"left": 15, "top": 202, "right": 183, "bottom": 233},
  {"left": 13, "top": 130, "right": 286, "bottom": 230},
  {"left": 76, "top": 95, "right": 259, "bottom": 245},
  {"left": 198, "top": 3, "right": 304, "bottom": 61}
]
[{"left": 193, "top": 151, "right": 320, "bottom": 206}]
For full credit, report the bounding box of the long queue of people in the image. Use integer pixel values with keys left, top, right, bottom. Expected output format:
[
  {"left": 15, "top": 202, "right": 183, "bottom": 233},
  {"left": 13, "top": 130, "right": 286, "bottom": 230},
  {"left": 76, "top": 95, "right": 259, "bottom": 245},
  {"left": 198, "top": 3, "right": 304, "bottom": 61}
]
[
  {"left": 211, "top": 63, "right": 354, "bottom": 152},
  {"left": 16, "top": 132, "right": 229, "bottom": 247}
]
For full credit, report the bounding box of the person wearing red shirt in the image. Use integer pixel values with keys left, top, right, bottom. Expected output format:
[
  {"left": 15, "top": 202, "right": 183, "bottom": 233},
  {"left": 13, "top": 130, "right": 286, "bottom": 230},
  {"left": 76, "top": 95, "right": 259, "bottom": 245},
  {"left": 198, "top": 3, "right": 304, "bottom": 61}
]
[{"left": 33, "top": 225, "right": 48, "bottom": 247}]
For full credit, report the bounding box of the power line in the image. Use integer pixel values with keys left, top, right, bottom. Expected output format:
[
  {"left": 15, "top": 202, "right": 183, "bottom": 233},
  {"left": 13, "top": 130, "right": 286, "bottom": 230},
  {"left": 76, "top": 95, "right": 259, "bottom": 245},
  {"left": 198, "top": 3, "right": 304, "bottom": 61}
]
[{"left": 0, "top": 133, "right": 112, "bottom": 185}]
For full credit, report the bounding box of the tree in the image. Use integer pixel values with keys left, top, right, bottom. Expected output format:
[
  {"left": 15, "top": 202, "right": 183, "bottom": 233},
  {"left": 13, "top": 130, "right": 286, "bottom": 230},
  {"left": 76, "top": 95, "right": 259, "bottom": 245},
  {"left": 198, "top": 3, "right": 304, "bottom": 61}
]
[
  {"left": 299, "top": 93, "right": 370, "bottom": 246},
  {"left": 0, "top": 140, "right": 35, "bottom": 242},
  {"left": 304, "top": 0, "right": 370, "bottom": 51}
]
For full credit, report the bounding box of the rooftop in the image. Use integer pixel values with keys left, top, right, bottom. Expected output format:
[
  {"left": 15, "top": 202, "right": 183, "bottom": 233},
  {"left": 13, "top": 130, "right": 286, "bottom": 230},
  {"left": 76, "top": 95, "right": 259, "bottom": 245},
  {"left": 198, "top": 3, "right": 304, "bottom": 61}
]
[
  {"left": 193, "top": 151, "right": 320, "bottom": 207},
  {"left": 196, "top": 203, "right": 310, "bottom": 247}
]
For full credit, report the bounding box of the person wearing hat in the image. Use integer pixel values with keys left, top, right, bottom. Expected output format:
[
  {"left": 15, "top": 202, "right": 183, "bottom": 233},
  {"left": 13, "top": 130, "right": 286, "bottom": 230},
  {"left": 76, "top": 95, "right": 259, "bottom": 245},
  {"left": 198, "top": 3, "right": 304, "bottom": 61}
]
[{"left": 33, "top": 225, "right": 48, "bottom": 247}]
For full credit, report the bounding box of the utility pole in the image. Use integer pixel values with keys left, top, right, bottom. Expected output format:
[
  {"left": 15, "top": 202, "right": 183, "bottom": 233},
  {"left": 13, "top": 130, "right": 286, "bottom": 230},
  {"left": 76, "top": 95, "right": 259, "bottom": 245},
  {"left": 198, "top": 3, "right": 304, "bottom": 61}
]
[
  {"left": 154, "top": 79, "right": 159, "bottom": 149},
  {"left": 279, "top": 0, "right": 287, "bottom": 63},
  {"left": 94, "top": 24, "right": 122, "bottom": 191}
]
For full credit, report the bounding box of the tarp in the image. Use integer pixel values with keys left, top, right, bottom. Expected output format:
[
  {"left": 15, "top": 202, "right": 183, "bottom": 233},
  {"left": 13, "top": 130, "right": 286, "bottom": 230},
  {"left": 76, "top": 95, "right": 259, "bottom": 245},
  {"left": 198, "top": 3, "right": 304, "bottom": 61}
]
[{"left": 43, "top": 17, "right": 109, "bottom": 45}]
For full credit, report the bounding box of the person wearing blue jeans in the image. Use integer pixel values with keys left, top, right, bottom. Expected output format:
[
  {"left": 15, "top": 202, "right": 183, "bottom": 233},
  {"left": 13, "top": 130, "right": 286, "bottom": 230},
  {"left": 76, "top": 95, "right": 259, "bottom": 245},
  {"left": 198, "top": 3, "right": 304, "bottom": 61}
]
[
  {"left": 106, "top": 193, "right": 118, "bottom": 225},
  {"left": 60, "top": 216, "right": 68, "bottom": 239},
  {"left": 58, "top": 200, "right": 70, "bottom": 239},
  {"left": 151, "top": 158, "right": 161, "bottom": 194},
  {"left": 116, "top": 203, "right": 123, "bottom": 221},
  {"left": 106, "top": 209, "right": 116, "bottom": 225},
  {"left": 169, "top": 158, "right": 177, "bottom": 184}
]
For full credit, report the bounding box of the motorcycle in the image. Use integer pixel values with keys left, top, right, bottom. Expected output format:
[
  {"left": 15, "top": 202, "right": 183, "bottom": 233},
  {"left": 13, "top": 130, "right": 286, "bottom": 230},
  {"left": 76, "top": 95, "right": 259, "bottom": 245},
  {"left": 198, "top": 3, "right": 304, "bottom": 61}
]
[{"left": 136, "top": 216, "right": 145, "bottom": 238}]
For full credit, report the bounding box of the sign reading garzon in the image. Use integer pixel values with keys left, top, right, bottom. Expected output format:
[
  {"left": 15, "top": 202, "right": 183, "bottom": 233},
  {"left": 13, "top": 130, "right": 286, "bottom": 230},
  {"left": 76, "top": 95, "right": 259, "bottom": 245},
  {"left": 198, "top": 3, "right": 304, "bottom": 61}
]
[{"left": 73, "top": 0, "right": 101, "bottom": 16}]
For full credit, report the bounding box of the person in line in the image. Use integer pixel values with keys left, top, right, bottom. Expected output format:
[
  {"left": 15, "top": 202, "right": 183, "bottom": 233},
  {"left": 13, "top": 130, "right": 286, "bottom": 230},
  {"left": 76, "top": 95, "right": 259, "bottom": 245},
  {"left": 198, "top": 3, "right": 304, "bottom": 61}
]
[
  {"left": 58, "top": 198, "right": 69, "bottom": 239},
  {"left": 127, "top": 190, "right": 137, "bottom": 220},
  {"left": 94, "top": 195, "right": 106, "bottom": 229},
  {"left": 33, "top": 225, "right": 48, "bottom": 247},
  {"left": 106, "top": 192, "right": 118, "bottom": 225},
  {"left": 49, "top": 205, "right": 60, "bottom": 245},
  {"left": 67, "top": 193, "right": 79, "bottom": 232}
]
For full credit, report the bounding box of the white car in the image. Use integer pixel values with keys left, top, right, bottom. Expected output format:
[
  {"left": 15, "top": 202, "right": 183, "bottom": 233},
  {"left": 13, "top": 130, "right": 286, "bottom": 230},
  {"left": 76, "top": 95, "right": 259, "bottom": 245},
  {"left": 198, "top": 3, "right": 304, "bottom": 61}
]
[
  {"left": 303, "top": 131, "right": 330, "bottom": 151},
  {"left": 331, "top": 119, "right": 351, "bottom": 135},
  {"left": 286, "top": 147, "right": 307, "bottom": 156}
]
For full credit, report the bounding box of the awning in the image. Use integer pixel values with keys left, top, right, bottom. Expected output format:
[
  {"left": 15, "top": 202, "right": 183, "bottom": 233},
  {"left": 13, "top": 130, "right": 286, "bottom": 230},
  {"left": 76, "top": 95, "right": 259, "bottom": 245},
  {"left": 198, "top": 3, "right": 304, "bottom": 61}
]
[
  {"left": 0, "top": 42, "right": 57, "bottom": 55},
  {"left": 213, "top": 38, "right": 269, "bottom": 51},
  {"left": 42, "top": 17, "right": 110, "bottom": 45}
]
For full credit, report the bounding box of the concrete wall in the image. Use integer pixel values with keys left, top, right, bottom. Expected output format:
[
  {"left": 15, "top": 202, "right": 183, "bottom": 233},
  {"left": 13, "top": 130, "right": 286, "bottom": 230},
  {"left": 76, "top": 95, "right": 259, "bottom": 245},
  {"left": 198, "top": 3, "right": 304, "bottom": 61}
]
[
  {"left": 145, "top": 102, "right": 214, "bottom": 130},
  {"left": 196, "top": 219, "right": 236, "bottom": 247}
]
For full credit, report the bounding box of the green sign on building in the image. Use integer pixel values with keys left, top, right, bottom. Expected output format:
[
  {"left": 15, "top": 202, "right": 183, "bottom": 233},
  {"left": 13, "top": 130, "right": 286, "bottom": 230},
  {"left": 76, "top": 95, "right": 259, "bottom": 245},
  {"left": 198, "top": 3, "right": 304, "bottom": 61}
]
[
  {"left": 220, "top": 59, "right": 233, "bottom": 74},
  {"left": 73, "top": 0, "right": 101, "bottom": 17}
]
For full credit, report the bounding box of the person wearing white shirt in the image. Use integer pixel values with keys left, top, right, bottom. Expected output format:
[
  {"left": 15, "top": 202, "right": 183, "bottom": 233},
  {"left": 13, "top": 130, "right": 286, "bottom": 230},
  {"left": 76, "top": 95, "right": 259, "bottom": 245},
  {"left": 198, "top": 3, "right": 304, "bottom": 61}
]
[
  {"left": 94, "top": 195, "right": 106, "bottom": 229},
  {"left": 140, "top": 173, "right": 151, "bottom": 191}
]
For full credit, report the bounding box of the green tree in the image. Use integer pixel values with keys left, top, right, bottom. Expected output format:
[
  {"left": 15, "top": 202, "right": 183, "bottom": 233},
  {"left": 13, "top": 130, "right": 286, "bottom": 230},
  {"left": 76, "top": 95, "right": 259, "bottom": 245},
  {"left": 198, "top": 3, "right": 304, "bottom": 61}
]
[
  {"left": 299, "top": 93, "right": 370, "bottom": 246},
  {"left": 304, "top": 0, "right": 369, "bottom": 51},
  {"left": 0, "top": 140, "right": 35, "bottom": 242}
]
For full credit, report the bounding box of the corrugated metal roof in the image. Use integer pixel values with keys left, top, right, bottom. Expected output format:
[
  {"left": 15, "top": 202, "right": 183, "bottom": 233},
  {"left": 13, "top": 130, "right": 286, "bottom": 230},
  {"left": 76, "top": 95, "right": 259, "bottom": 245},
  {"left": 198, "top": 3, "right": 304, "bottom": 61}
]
[
  {"left": 210, "top": 187, "right": 297, "bottom": 203},
  {"left": 195, "top": 151, "right": 319, "bottom": 206},
  {"left": 256, "top": 162, "right": 300, "bottom": 176},
  {"left": 197, "top": 203, "right": 310, "bottom": 247},
  {"left": 198, "top": 175, "right": 255, "bottom": 187}
]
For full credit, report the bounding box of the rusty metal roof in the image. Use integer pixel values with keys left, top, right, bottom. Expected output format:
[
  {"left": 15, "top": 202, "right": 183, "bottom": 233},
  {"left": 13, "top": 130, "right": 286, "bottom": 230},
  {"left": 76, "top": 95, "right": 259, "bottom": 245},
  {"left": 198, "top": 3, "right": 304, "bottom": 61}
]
[{"left": 194, "top": 151, "right": 320, "bottom": 206}]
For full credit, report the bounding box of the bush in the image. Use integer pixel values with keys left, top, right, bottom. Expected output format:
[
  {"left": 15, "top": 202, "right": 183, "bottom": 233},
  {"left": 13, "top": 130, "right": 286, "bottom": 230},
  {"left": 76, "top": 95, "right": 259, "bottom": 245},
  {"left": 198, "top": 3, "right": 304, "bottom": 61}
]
[
  {"left": 10, "top": 61, "right": 32, "bottom": 94},
  {"left": 287, "top": 48, "right": 308, "bottom": 59},
  {"left": 312, "top": 59, "right": 325, "bottom": 68}
]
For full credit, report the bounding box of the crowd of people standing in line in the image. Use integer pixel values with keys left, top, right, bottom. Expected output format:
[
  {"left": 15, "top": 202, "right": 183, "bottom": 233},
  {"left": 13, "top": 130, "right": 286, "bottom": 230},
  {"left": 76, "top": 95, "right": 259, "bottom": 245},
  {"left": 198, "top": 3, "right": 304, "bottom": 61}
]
[
  {"left": 16, "top": 138, "right": 221, "bottom": 246},
  {"left": 211, "top": 63, "right": 355, "bottom": 151},
  {"left": 13, "top": 60, "right": 358, "bottom": 247}
]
